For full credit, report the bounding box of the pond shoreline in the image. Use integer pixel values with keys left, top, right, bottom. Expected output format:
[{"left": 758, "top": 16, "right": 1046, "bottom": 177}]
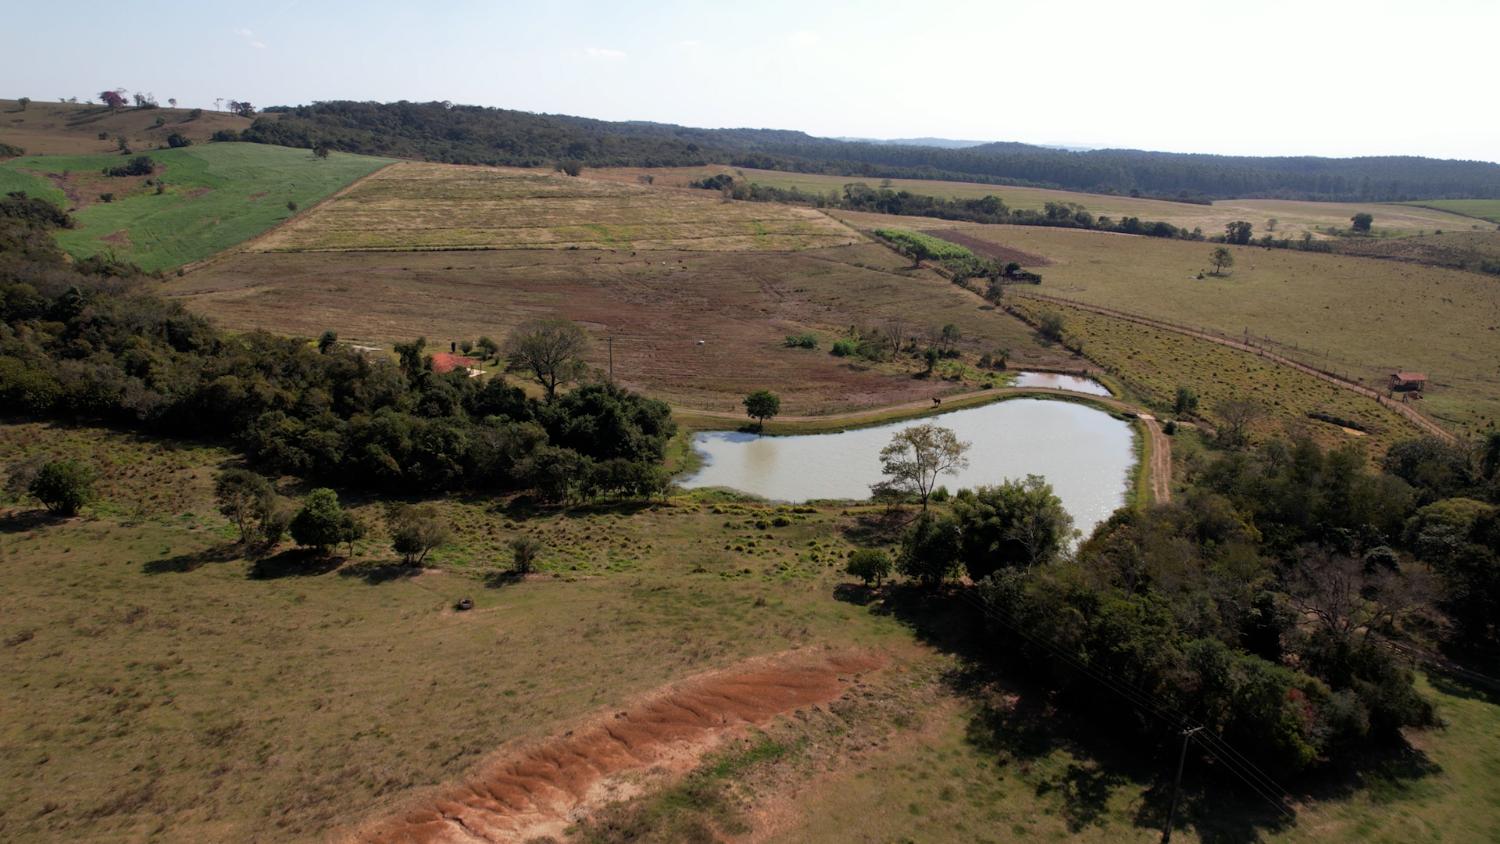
[{"left": 677, "top": 398, "right": 1141, "bottom": 537}]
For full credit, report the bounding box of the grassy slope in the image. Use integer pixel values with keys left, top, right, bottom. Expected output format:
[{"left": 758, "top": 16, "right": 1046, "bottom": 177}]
[
  {"left": 5, "top": 423, "right": 1496, "bottom": 843},
  {"left": 0, "top": 422, "right": 907, "bottom": 842},
  {"left": 0, "top": 99, "right": 255, "bottom": 156},
  {"left": 167, "top": 243, "right": 1078, "bottom": 415},
  {"left": 836, "top": 212, "right": 1500, "bottom": 436},
  {"left": 0, "top": 143, "right": 391, "bottom": 271},
  {"left": 589, "top": 165, "right": 1489, "bottom": 238},
  {"left": 1403, "top": 199, "right": 1500, "bottom": 224}
]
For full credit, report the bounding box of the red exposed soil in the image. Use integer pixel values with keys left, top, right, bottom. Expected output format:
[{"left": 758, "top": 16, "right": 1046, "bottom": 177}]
[
  {"left": 353, "top": 648, "right": 884, "bottom": 843},
  {"left": 430, "top": 353, "right": 479, "bottom": 374},
  {"left": 927, "top": 228, "right": 1053, "bottom": 266}
]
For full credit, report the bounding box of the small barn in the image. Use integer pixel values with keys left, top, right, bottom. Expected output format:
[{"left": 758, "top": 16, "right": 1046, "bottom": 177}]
[{"left": 1389, "top": 371, "right": 1427, "bottom": 392}]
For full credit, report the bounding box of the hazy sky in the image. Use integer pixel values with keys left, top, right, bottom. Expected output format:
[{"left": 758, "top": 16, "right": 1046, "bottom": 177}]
[{"left": 8, "top": 0, "right": 1498, "bottom": 161}]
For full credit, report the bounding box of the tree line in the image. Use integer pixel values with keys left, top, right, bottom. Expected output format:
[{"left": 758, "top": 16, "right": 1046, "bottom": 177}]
[
  {"left": 216, "top": 99, "right": 1500, "bottom": 201},
  {"left": 0, "top": 192, "right": 675, "bottom": 504}
]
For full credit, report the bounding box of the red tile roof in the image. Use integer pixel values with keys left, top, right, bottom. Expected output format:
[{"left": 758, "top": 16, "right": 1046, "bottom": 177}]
[{"left": 431, "top": 353, "right": 479, "bottom": 374}]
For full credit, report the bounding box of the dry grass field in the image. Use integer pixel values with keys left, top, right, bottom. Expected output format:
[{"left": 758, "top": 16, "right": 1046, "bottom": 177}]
[
  {"left": 167, "top": 242, "right": 1078, "bottom": 414},
  {"left": 4, "top": 422, "right": 1497, "bottom": 844},
  {"left": 1007, "top": 299, "right": 1424, "bottom": 453},
  {"left": 252, "top": 162, "right": 859, "bottom": 253},
  {"left": 833, "top": 211, "right": 1500, "bottom": 436},
  {"left": 589, "top": 165, "right": 1488, "bottom": 238},
  {"left": 0, "top": 100, "right": 255, "bottom": 156}
]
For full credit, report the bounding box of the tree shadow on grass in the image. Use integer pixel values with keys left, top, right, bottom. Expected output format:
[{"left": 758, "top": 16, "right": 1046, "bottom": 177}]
[
  {"left": 337, "top": 560, "right": 423, "bottom": 585},
  {"left": 143, "top": 541, "right": 243, "bottom": 574},
  {"left": 482, "top": 570, "right": 525, "bottom": 589},
  {"left": 0, "top": 508, "right": 65, "bottom": 534},
  {"left": 838, "top": 508, "right": 913, "bottom": 546},
  {"left": 832, "top": 583, "right": 878, "bottom": 606},
  {"left": 248, "top": 548, "right": 342, "bottom": 579}
]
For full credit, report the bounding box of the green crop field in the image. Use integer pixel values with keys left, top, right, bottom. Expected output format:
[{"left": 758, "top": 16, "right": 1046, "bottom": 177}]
[
  {"left": 254, "top": 161, "right": 859, "bottom": 253},
  {"left": 874, "top": 228, "right": 978, "bottom": 261},
  {"left": 0, "top": 143, "right": 391, "bottom": 271},
  {"left": 834, "top": 213, "right": 1500, "bottom": 435},
  {"left": 1403, "top": 199, "right": 1500, "bottom": 224},
  {"left": 590, "top": 165, "right": 1488, "bottom": 239}
]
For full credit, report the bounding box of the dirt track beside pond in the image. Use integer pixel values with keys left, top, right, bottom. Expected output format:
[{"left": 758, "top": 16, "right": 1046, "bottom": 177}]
[{"left": 352, "top": 648, "right": 885, "bottom": 843}]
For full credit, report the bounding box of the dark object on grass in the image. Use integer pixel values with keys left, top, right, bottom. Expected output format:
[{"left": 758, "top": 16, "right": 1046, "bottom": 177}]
[{"left": 455, "top": 597, "right": 474, "bottom": 611}]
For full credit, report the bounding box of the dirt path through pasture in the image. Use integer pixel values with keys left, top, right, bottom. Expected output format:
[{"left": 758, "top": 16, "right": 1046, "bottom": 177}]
[{"left": 351, "top": 648, "right": 884, "bottom": 843}]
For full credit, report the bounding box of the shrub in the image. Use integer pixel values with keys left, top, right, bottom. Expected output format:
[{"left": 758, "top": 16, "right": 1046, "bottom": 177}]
[
  {"left": 1037, "top": 311, "right": 1065, "bottom": 342},
  {"left": 388, "top": 503, "right": 451, "bottom": 565},
  {"left": 510, "top": 536, "right": 543, "bottom": 574},
  {"left": 830, "top": 339, "right": 856, "bottom": 357},
  {"left": 104, "top": 155, "right": 155, "bottom": 177},
  {"left": 289, "top": 488, "right": 348, "bottom": 553},
  {"left": 29, "top": 460, "right": 95, "bottom": 515},
  {"left": 214, "top": 468, "right": 275, "bottom": 543},
  {"left": 783, "top": 333, "right": 818, "bottom": 349},
  {"left": 166, "top": 132, "right": 192, "bottom": 148},
  {"left": 846, "top": 548, "right": 893, "bottom": 586}
]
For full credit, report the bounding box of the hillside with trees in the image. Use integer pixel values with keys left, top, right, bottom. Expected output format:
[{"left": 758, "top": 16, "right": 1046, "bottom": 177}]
[{"left": 227, "top": 100, "right": 1500, "bottom": 201}]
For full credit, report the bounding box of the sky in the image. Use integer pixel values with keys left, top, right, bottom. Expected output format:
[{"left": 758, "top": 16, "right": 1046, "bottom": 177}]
[{"left": 7, "top": 0, "right": 1498, "bottom": 161}]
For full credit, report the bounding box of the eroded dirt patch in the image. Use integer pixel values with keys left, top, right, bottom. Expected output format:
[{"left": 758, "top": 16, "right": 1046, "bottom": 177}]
[{"left": 353, "top": 647, "right": 884, "bottom": 843}]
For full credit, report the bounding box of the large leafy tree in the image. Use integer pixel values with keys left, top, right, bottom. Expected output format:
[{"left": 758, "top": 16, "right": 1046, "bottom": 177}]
[
  {"left": 953, "top": 475, "right": 1075, "bottom": 580},
  {"left": 742, "top": 389, "right": 780, "bottom": 429}
]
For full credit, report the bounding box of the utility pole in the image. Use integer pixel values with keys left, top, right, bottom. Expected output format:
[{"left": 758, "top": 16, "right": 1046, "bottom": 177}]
[{"left": 1161, "top": 725, "right": 1203, "bottom": 844}]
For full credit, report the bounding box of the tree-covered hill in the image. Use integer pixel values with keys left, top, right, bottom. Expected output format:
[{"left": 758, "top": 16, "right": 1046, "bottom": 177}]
[{"left": 231, "top": 100, "right": 1500, "bottom": 202}]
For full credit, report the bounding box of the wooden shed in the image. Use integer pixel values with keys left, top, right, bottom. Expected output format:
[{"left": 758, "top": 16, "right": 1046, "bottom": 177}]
[{"left": 1390, "top": 371, "right": 1428, "bottom": 392}]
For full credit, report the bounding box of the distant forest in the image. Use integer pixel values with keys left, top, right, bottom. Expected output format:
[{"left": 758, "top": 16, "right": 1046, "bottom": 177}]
[{"left": 230, "top": 100, "right": 1500, "bottom": 201}]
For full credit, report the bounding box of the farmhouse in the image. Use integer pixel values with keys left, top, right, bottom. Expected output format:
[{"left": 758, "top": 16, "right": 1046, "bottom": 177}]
[{"left": 1389, "top": 371, "right": 1428, "bottom": 392}]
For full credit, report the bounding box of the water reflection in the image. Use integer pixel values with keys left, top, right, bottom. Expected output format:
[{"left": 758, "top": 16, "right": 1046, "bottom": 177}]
[
  {"left": 681, "top": 398, "right": 1136, "bottom": 538},
  {"left": 1011, "top": 371, "right": 1112, "bottom": 396}
]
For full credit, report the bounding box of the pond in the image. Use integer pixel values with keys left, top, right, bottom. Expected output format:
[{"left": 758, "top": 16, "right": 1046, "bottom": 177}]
[
  {"left": 1010, "top": 371, "right": 1112, "bottom": 396},
  {"left": 680, "top": 398, "right": 1137, "bottom": 538}
]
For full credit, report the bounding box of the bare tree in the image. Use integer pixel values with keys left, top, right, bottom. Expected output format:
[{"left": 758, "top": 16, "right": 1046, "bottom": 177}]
[
  {"left": 1287, "top": 550, "right": 1432, "bottom": 646},
  {"left": 503, "top": 318, "right": 590, "bottom": 401},
  {"left": 1216, "top": 398, "right": 1264, "bottom": 448},
  {"left": 873, "top": 423, "right": 970, "bottom": 511},
  {"left": 880, "top": 317, "right": 910, "bottom": 354}
]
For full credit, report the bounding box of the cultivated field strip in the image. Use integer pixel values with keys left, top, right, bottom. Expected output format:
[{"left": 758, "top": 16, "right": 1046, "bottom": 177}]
[{"left": 253, "top": 162, "right": 859, "bottom": 253}]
